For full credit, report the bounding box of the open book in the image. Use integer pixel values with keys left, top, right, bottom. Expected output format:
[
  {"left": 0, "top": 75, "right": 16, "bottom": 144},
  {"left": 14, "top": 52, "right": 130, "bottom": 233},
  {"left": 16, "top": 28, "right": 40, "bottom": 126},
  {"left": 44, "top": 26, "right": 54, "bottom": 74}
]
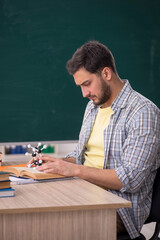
[{"left": 4, "top": 167, "right": 66, "bottom": 180}]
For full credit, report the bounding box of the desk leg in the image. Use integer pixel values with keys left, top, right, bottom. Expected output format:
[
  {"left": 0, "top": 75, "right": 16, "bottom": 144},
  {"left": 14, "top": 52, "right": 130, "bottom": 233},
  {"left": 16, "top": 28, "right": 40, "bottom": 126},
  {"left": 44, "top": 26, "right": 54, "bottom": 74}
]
[{"left": 1, "top": 208, "right": 116, "bottom": 240}]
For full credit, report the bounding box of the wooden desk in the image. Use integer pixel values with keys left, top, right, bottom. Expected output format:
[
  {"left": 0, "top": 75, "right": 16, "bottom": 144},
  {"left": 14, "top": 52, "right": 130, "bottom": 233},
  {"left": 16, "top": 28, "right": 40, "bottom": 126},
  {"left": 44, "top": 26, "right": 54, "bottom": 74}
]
[{"left": 0, "top": 178, "right": 131, "bottom": 240}]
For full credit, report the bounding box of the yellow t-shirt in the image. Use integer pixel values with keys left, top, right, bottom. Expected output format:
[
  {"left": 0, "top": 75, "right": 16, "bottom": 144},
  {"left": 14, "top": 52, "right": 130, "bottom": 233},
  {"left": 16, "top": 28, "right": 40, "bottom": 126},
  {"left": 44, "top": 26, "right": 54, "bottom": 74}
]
[{"left": 84, "top": 106, "right": 114, "bottom": 169}]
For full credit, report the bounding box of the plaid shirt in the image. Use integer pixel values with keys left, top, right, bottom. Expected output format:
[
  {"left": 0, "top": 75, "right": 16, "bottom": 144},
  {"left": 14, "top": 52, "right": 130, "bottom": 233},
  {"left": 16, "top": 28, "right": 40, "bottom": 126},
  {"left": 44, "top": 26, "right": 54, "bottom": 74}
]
[{"left": 66, "top": 80, "right": 160, "bottom": 239}]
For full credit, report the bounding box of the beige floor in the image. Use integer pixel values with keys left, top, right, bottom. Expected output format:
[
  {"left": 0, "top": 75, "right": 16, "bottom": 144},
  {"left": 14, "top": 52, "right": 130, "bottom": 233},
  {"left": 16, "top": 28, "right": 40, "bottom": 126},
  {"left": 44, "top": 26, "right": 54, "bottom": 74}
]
[{"left": 141, "top": 222, "right": 160, "bottom": 239}]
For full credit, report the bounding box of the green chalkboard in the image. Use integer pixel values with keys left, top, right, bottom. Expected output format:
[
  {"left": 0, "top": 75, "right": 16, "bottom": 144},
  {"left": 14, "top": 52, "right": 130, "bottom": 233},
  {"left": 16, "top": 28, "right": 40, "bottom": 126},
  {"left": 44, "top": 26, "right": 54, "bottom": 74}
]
[{"left": 0, "top": 0, "right": 160, "bottom": 143}]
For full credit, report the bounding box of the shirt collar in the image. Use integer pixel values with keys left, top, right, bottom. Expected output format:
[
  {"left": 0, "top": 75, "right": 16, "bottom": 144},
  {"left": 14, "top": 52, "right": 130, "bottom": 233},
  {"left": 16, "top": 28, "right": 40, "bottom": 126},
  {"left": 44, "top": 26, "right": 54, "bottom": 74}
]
[{"left": 111, "top": 79, "right": 132, "bottom": 111}]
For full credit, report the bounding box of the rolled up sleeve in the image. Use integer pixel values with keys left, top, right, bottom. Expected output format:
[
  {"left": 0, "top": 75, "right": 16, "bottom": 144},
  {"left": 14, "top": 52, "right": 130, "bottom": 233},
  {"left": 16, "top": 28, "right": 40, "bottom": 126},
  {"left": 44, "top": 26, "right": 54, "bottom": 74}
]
[{"left": 115, "top": 109, "right": 160, "bottom": 193}]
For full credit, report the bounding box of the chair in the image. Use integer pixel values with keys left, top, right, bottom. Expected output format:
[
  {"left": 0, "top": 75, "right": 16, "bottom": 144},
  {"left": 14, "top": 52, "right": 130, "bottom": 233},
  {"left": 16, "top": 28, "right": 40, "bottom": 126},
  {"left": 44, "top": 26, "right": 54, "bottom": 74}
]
[{"left": 117, "top": 167, "right": 160, "bottom": 240}]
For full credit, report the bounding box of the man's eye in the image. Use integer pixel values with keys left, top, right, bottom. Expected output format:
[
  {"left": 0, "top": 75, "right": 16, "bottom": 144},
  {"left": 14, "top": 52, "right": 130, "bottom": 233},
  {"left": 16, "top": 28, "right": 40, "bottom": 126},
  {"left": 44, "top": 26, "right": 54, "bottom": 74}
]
[{"left": 84, "top": 82, "right": 90, "bottom": 86}]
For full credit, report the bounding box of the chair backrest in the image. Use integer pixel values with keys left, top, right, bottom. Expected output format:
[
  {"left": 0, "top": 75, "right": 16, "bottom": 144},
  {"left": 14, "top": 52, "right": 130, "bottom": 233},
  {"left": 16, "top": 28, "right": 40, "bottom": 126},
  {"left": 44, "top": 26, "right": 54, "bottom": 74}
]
[{"left": 145, "top": 167, "right": 160, "bottom": 223}]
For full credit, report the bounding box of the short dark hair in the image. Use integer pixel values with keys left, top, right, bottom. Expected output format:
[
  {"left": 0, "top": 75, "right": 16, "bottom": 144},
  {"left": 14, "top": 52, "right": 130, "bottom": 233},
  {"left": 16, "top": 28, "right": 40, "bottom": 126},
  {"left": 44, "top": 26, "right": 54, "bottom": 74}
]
[{"left": 66, "top": 41, "right": 117, "bottom": 75}]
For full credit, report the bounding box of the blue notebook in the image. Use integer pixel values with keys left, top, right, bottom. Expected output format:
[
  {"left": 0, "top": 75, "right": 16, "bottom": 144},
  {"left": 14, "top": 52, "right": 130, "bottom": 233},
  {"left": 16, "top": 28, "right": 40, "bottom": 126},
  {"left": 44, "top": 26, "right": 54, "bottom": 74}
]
[{"left": 0, "top": 187, "right": 15, "bottom": 198}]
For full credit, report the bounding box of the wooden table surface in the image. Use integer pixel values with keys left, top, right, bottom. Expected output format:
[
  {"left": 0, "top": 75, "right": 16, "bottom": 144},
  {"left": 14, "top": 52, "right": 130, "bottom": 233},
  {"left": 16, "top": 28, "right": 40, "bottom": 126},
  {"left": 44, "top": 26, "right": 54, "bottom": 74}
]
[{"left": 0, "top": 178, "right": 131, "bottom": 214}]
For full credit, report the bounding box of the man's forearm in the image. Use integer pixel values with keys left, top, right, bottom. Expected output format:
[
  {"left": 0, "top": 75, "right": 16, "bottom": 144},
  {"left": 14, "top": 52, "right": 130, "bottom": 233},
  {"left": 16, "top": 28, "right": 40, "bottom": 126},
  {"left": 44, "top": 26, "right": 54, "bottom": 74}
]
[{"left": 75, "top": 164, "right": 123, "bottom": 190}]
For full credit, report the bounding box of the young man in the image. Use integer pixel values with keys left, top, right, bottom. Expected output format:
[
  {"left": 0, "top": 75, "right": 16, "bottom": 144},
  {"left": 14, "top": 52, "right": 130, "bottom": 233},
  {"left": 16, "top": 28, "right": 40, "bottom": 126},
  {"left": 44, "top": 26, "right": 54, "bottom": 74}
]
[{"left": 29, "top": 41, "right": 160, "bottom": 239}]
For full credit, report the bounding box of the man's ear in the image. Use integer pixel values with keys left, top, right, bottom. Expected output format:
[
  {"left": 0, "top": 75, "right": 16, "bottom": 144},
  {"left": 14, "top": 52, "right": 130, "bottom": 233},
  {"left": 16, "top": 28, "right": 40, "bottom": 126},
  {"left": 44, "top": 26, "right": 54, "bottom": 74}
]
[{"left": 101, "top": 67, "right": 112, "bottom": 81}]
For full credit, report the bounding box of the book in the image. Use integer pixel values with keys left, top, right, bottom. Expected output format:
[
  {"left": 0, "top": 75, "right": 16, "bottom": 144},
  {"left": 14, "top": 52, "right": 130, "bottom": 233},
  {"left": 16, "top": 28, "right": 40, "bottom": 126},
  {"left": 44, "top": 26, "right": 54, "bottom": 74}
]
[
  {"left": 9, "top": 175, "right": 73, "bottom": 185},
  {"left": 0, "top": 164, "right": 27, "bottom": 172},
  {"left": 0, "top": 187, "right": 15, "bottom": 198},
  {"left": 0, "top": 180, "right": 11, "bottom": 189},
  {"left": 4, "top": 166, "right": 66, "bottom": 180},
  {"left": 0, "top": 171, "right": 10, "bottom": 181}
]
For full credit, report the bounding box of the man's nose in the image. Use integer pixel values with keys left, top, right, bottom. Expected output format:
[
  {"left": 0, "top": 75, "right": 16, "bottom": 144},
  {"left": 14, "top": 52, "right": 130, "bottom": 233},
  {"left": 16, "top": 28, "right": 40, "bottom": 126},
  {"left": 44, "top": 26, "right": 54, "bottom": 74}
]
[{"left": 81, "top": 87, "right": 90, "bottom": 98}]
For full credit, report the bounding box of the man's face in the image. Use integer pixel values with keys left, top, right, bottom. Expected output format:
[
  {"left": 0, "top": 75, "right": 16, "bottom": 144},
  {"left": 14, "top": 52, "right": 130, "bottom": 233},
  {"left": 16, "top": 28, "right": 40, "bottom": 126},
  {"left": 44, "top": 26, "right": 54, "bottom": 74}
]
[{"left": 73, "top": 68, "right": 111, "bottom": 106}]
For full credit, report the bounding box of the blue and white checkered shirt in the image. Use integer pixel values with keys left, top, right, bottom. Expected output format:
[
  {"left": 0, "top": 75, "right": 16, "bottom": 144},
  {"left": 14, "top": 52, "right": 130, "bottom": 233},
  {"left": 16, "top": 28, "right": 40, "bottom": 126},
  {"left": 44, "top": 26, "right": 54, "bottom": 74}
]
[{"left": 66, "top": 80, "right": 160, "bottom": 239}]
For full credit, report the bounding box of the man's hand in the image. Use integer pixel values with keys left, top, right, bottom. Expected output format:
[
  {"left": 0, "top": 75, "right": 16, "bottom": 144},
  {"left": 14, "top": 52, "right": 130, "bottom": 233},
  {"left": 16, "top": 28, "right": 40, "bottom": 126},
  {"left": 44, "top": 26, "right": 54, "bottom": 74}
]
[
  {"left": 37, "top": 157, "right": 79, "bottom": 177},
  {"left": 27, "top": 154, "right": 78, "bottom": 177}
]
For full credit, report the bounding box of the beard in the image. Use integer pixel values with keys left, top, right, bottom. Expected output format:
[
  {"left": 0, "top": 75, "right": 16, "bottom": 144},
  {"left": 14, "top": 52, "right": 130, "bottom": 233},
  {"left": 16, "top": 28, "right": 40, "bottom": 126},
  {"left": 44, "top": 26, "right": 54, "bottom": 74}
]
[{"left": 92, "top": 76, "right": 111, "bottom": 106}]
